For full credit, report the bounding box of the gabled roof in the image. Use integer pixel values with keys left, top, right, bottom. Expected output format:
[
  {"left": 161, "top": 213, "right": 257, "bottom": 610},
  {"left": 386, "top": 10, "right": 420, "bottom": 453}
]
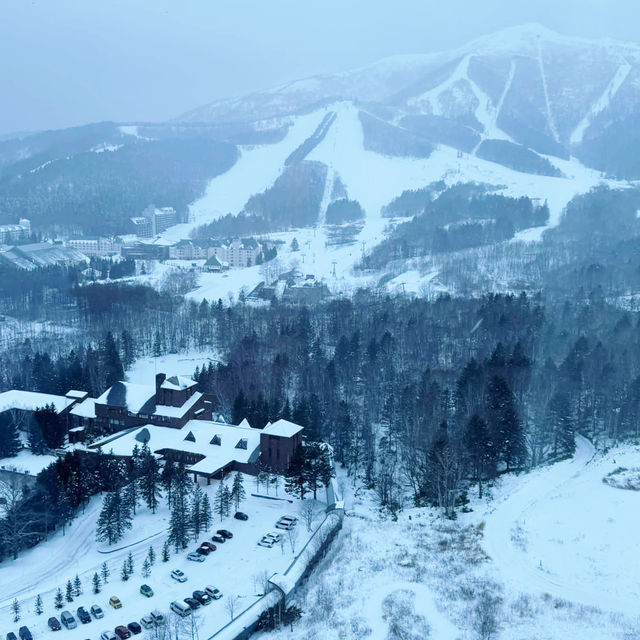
[
  {"left": 161, "top": 375, "right": 197, "bottom": 391},
  {"left": 204, "top": 255, "right": 223, "bottom": 267},
  {"left": 262, "top": 419, "right": 303, "bottom": 438},
  {"left": 96, "top": 382, "right": 156, "bottom": 414}
]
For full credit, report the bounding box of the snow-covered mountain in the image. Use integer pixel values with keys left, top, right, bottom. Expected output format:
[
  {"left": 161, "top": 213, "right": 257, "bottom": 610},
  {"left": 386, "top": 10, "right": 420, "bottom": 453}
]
[{"left": 178, "top": 24, "right": 640, "bottom": 178}]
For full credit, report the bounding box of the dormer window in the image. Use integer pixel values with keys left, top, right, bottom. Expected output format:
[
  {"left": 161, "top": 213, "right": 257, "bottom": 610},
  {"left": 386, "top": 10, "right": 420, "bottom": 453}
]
[
  {"left": 210, "top": 435, "right": 221, "bottom": 446},
  {"left": 235, "top": 438, "right": 247, "bottom": 450},
  {"left": 184, "top": 431, "right": 196, "bottom": 442}
]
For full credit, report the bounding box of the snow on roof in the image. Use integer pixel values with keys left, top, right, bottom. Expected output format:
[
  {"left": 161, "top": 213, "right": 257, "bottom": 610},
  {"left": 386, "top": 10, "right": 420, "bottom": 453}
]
[
  {"left": 153, "top": 392, "right": 203, "bottom": 418},
  {"left": 262, "top": 419, "right": 303, "bottom": 438},
  {"left": 96, "top": 382, "right": 156, "bottom": 414},
  {"left": 70, "top": 397, "right": 96, "bottom": 419},
  {"left": 0, "top": 390, "right": 74, "bottom": 414},
  {"left": 160, "top": 375, "right": 197, "bottom": 391},
  {"left": 65, "top": 389, "right": 88, "bottom": 399},
  {"left": 91, "top": 419, "right": 261, "bottom": 477}
]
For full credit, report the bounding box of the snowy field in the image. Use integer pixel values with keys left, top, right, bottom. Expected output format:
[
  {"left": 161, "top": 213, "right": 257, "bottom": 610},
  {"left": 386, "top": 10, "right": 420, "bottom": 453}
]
[
  {"left": 0, "top": 483, "right": 326, "bottom": 638},
  {"left": 0, "top": 449, "right": 57, "bottom": 476},
  {"left": 257, "top": 440, "right": 640, "bottom": 640},
  {"left": 126, "top": 351, "right": 221, "bottom": 383}
]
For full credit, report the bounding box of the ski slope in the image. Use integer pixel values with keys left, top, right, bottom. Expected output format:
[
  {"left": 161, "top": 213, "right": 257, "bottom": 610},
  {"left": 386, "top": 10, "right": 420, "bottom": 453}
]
[{"left": 482, "top": 435, "right": 640, "bottom": 615}]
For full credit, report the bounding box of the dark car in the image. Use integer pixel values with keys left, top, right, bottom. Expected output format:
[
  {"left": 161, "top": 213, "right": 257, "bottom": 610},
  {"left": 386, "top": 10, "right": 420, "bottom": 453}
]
[
  {"left": 48, "top": 617, "right": 62, "bottom": 631},
  {"left": 192, "top": 590, "right": 212, "bottom": 605},
  {"left": 184, "top": 597, "right": 201, "bottom": 610},
  {"left": 77, "top": 607, "right": 91, "bottom": 624},
  {"left": 234, "top": 512, "right": 248, "bottom": 521},
  {"left": 18, "top": 628, "right": 32, "bottom": 640},
  {"left": 127, "top": 622, "right": 142, "bottom": 635},
  {"left": 217, "top": 529, "right": 233, "bottom": 539},
  {"left": 211, "top": 535, "right": 225, "bottom": 544},
  {"left": 200, "top": 541, "right": 216, "bottom": 552},
  {"left": 196, "top": 545, "right": 210, "bottom": 555},
  {"left": 114, "top": 626, "right": 131, "bottom": 640},
  {"left": 7, "top": 634, "right": 17, "bottom": 640}
]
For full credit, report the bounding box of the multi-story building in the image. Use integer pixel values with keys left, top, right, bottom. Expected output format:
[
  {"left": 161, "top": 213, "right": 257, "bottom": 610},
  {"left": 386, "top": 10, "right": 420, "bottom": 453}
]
[
  {"left": 0, "top": 219, "right": 31, "bottom": 244},
  {"left": 130, "top": 216, "right": 152, "bottom": 238},
  {"left": 67, "top": 236, "right": 122, "bottom": 257},
  {"left": 209, "top": 238, "right": 262, "bottom": 268},
  {"left": 170, "top": 239, "right": 210, "bottom": 260}
]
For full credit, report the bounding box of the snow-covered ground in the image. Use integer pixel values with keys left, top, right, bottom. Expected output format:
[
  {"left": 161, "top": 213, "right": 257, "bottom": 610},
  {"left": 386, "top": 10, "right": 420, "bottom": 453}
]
[
  {"left": 0, "top": 450, "right": 57, "bottom": 476},
  {"left": 0, "top": 483, "right": 325, "bottom": 638},
  {"left": 126, "top": 351, "right": 221, "bottom": 383}
]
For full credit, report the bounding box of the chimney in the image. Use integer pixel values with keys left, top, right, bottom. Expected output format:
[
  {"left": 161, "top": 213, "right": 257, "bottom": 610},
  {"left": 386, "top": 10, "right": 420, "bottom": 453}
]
[{"left": 155, "top": 373, "right": 166, "bottom": 395}]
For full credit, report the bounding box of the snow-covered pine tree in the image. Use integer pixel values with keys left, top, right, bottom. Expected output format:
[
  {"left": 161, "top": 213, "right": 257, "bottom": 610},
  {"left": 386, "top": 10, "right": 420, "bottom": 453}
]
[
  {"left": 126, "top": 551, "right": 134, "bottom": 575},
  {"left": 142, "top": 558, "right": 151, "bottom": 579},
  {"left": 139, "top": 444, "right": 162, "bottom": 513},
  {"left": 92, "top": 572, "right": 101, "bottom": 594},
  {"left": 190, "top": 485, "right": 203, "bottom": 538},
  {"left": 54, "top": 588, "right": 64, "bottom": 609},
  {"left": 11, "top": 598, "right": 20, "bottom": 622},
  {"left": 161, "top": 540, "right": 170, "bottom": 562},
  {"left": 34, "top": 594, "right": 43, "bottom": 615},
  {"left": 65, "top": 580, "right": 74, "bottom": 602},
  {"left": 147, "top": 545, "right": 156, "bottom": 565},
  {"left": 231, "top": 472, "right": 246, "bottom": 511},
  {"left": 201, "top": 494, "right": 212, "bottom": 531},
  {"left": 73, "top": 574, "right": 82, "bottom": 597},
  {"left": 121, "top": 560, "right": 129, "bottom": 581},
  {"left": 101, "top": 561, "right": 110, "bottom": 584}
]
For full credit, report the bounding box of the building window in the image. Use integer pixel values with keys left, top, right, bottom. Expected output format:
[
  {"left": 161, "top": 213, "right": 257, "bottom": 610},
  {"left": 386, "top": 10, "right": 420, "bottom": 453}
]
[
  {"left": 210, "top": 435, "right": 221, "bottom": 445},
  {"left": 235, "top": 438, "right": 247, "bottom": 450},
  {"left": 184, "top": 431, "right": 196, "bottom": 442}
]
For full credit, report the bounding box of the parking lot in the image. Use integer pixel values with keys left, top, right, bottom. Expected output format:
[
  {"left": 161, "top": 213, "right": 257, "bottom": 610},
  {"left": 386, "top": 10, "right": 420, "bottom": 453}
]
[{"left": 0, "top": 488, "right": 323, "bottom": 639}]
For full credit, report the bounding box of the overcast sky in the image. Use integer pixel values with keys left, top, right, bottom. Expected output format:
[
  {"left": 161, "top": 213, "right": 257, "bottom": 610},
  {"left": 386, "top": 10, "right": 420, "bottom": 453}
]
[{"left": 1, "top": 0, "right": 639, "bottom": 135}]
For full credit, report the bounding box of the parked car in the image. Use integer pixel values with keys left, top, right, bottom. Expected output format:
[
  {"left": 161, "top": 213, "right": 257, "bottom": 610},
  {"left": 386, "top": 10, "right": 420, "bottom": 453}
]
[
  {"left": 48, "top": 617, "right": 62, "bottom": 631},
  {"left": 150, "top": 611, "right": 166, "bottom": 626},
  {"left": 196, "top": 545, "right": 210, "bottom": 555},
  {"left": 205, "top": 585, "right": 223, "bottom": 599},
  {"left": 140, "top": 617, "right": 154, "bottom": 630},
  {"left": 280, "top": 515, "right": 298, "bottom": 524},
  {"left": 91, "top": 604, "right": 104, "bottom": 619},
  {"left": 184, "top": 597, "right": 201, "bottom": 610},
  {"left": 187, "top": 551, "right": 206, "bottom": 562},
  {"left": 200, "top": 541, "right": 216, "bottom": 552},
  {"left": 7, "top": 633, "right": 17, "bottom": 640},
  {"left": 109, "top": 596, "right": 122, "bottom": 609},
  {"left": 114, "top": 625, "right": 131, "bottom": 640},
  {"left": 217, "top": 529, "right": 233, "bottom": 539},
  {"left": 18, "top": 628, "right": 32, "bottom": 640},
  {"left": 61, "top": 611, "right": 77, "bottom": 629},
  {"left": 100, "top": 632, "right": 117, "bottom": 640},
  {"left": 192, "top": 590, "right": 212, "bottom": 605},
  {"left": 211, "top": 534, "right": 225, "bottom": 544},
  {"left": 265, "top": 532, "right": 282, "bottom": 542},
  {"left": 258, "top": 537, "right": 275, "bottom": 548},
  {"left": 77, "top": 607, "right": 91, "bottom": 624},
  {"left": 234, "top": 511, "right": 248, "bottom": 520},
  {"left": 169, "top": 601, "right": 191, "bottom": 617},
  {"left": 127, "top": 622, "right": 142, "bottom": 635},
  {"left": 140, "top": 584, "right": 154, "bottom": 597},
  {"left": 170, "top": 569, "right": 187, "bottom": 582}
]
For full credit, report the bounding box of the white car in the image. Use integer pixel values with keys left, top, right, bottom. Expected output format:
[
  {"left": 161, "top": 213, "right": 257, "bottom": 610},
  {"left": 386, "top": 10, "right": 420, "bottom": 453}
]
[
  {"left": 258, "top": 537, "right": 275, "bottom": 548},
  {"left": 140, "top": 617, "right": 154, "bottom": 629},
  {"left": 265, "top": 532, "right": 282, "bottom": 542},
  {"left": 100, "top": 632, "right": 117, "bottom": 640},
  {"left": 171, "top": 569, "right": 188, "bottom": 582},
  {"left": 205, "top": 585, "right": 223, "bottom": 599},
  {"left": 187, "top": 551, "right": 206, "bottom": 562}
]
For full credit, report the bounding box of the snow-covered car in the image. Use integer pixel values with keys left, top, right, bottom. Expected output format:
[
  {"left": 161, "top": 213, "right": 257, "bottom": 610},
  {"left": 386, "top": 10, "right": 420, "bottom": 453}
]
[
  {"left": 187, "top": 551, "right": 206, "bottom": 562},
  {"left": 150, "top": 611, "right": 166, "bottom": 626},
  {"left": 91, "top": 604, "right": 104, "bottom": 619},
  {"left": 205, "top": 585, "right": 223, "bottom": 599},
  {"left": 170, "top": 569, "right": 187, "bottom": 582},
  {"left": 276, "top": 516, "right": 298, "bottom": 529},
  {"left": 100, "top": 632, "right": 117, "bottom": 640},
  {"left": 192, "top": 590, "right": 212, "bottom": 605},
  {"left": 140, "top": 617, "right": 154, "bottom": 630},
  {"left": 264, "top": 532, "right": 282, "bottom": 542},
  {"left": 258, "top": 537, "right": 275, "bottom": 548}
]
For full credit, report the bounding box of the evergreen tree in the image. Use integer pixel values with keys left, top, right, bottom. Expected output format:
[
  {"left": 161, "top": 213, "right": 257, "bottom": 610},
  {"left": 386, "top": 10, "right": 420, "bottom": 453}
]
[
  {"left": 190, "top": 485, "right": 204, "bottom": 538},
  {"left": 285, "top": 446, "right": 307, "bottom": 500},
  {"left": 96, "top": 488, "right": 132, "bottom": 545},
  {"left": 161, "top": 540, "right": 170, "bottom": 562},
  {"left": 139, "top": 444, "right": 162, "bottom": 513},
  {"left": 34, "top": 594, "right": 43, "bottom": 615},
  {"left": 230, "top": 472, "right": 246, "bottom": 511},
  {"left": 161, "top": 460, "right": 176, "bottom": 506},
  {"left": 167, "top": 464, "right": 192, "bottom": 550},
  {"left": 147, "top": 545, "right": 156, "bottom": 566},
  {"left": 201, "top": 494, "right": 213, "bottom": 531},
  {"left": 73, "top": 574, "right": 82, "bottom": 597},
  {"left": 548, "top": 391, "right": 576, "bottom": 459},
  {"left": 222, "top": 486, "right": 231, "bottom": 517},
  {"left": 101, "top": 561, "right": 110, "bottom": 584},
  {"left": 0, "top": 412, "right": 20, "bottom": 458},
  {"left": 142, "top": 558, "right": 151, "bottom": 579},
  {"left": 124, "top": 480, "right": 139, "bottom": 517},
  {"left": 92, "top": 572, "right": 102, "bottom": 594},
  {"left": 121, "top": 560, "right": 130, "bottom": 581},
  {"left": 65, "top": 580, "right": 74, "bottom": 602},
  {"left": 103, "top": 331, "right": 124, "bottom": 387},
  {"left": 11, "top": 598, "right": 20, "bottom": 623},
  {"left": 463, "top": 414, "right": 494, "bottom": 498},
  {"left": 54, "top": 588, "right": 64, "bottom": 609},
  {"left": 126, "top": 551, "right": 134, "bottom": 575},
  {"left": 34, "top": 404, "right": 65, "bottom": 450}
]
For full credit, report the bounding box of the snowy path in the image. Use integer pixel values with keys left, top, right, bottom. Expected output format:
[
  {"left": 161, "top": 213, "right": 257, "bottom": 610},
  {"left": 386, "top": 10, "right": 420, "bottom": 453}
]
[{"left": 480, "top": 435, "right": 640, "bottom": 611}]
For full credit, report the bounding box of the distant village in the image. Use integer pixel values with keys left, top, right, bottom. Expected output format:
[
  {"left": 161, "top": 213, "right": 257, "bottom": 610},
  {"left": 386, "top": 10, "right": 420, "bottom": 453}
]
[{"left": 0, "top": 205, "right": 332, "bottom": 305}]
